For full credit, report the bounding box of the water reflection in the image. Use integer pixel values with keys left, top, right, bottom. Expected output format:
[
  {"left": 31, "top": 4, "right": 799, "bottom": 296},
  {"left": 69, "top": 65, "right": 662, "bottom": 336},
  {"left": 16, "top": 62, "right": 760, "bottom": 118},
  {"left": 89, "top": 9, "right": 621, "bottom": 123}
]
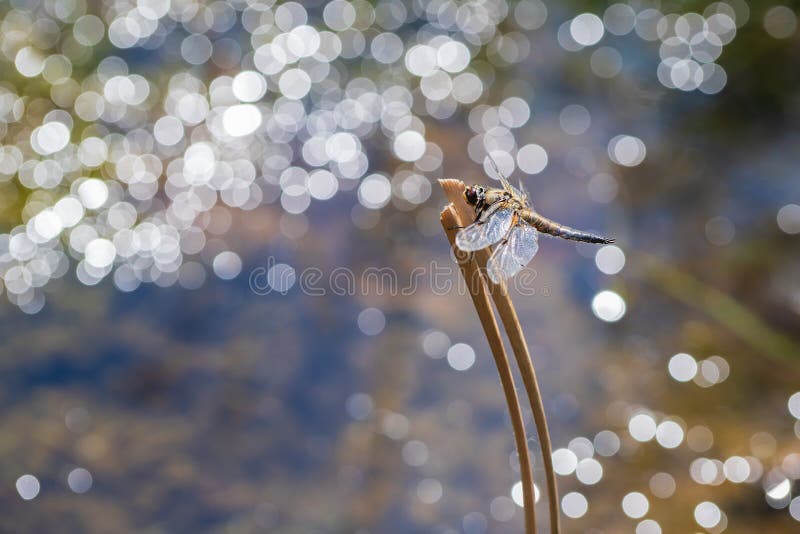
[{"left": 1, "top": 0, "right": 799, "bottom": 532}]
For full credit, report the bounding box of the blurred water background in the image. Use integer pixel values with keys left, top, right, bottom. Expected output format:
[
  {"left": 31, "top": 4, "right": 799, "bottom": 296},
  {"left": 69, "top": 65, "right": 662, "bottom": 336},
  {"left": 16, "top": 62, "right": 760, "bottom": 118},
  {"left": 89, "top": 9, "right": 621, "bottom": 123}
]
[{"left": 1, "top": 0, "right": 800, "bottom": 532}]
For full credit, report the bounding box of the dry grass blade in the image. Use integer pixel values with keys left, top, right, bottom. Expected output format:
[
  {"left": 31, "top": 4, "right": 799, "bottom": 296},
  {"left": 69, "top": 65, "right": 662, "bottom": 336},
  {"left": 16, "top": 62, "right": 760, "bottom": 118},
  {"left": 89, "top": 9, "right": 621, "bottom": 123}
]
[
  {"left": 440, "top": 205, "right": 536, "bottom": 534},
  {"left": 636, "top": 252, "right": 800, "bottom": 370},
  {"left": 439, "top": 179, "right": 561, "bottom": 534}
]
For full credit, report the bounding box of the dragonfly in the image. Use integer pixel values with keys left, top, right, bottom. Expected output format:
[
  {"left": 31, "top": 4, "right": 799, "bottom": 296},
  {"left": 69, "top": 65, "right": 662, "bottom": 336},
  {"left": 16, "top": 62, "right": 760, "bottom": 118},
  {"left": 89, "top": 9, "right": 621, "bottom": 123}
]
[{"left": 455, "top": 165, "right": 614, "bottom": 285}]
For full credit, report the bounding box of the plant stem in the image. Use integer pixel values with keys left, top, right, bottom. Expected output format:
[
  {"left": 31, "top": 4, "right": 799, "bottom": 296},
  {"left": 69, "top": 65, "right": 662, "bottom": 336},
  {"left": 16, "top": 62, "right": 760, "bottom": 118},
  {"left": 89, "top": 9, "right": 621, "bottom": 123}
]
[
  {"left": 440, "top": 179, "right": 561, "bottom": 534},
  {"left": 636, "top": 252, "right": 800, "bottom": 369},
  {"left": 441, "top": 205, "right": 536, "bottom": 533}
]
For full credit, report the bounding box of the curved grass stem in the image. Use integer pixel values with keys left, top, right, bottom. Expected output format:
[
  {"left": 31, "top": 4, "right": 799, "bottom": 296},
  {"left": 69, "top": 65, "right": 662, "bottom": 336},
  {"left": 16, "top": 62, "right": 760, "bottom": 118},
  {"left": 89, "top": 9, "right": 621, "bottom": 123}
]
[
  {"left": 636, "top": 252, "right": 800, "bottom": 370},
  {"left": 441, "top": 205, "right": 536, "bottom": 533},
  {"left": 440, "top": 179, "right": 561, "bottom": 534}
]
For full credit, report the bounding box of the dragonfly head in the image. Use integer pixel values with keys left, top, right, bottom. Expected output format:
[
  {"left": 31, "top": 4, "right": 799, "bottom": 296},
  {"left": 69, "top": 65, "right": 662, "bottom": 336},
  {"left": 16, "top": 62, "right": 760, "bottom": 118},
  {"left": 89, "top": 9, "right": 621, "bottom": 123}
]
[{"left": 464, "top": 185, "right": 485, "bottom": 206}]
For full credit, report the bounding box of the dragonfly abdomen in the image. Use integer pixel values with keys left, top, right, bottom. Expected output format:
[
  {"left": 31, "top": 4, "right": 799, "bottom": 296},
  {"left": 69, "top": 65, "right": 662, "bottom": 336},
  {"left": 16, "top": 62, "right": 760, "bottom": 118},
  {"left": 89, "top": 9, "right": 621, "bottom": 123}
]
[{"left": 518, "top": 209, "right": 614, "bottom": 244}]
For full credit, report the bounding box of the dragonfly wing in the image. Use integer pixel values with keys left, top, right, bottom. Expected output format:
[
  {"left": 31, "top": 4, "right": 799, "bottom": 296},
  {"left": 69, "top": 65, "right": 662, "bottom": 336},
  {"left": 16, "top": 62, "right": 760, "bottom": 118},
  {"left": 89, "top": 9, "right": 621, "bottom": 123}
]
[
  {"left": 510, "top": 219, "right": 540, "bottom": 265},
  {"left": 498, "top": 173, "right": 523, "bottom": 198},
  {"left": 518, "top": 179, "right": 530, "bottom": 203},
  {"left": 455, "top": 208, "right": 514, "bottom": 252},
  {"left": 487, "top": 219, "right": 540, "bottom": 284},
  {"left": 486, "top": 153, "right": 523, "bottom": 196}
]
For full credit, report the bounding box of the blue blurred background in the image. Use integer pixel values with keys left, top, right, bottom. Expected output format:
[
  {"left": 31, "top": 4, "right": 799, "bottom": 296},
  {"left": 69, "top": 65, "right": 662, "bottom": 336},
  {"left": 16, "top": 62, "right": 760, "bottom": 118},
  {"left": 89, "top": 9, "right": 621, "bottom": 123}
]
[{"left": 1, "top": 0, "right": 800, "bottom": 532}]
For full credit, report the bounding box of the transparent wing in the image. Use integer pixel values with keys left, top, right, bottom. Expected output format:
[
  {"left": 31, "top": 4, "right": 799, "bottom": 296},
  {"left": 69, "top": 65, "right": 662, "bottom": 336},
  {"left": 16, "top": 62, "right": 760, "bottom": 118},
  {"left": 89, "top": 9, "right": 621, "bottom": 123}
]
[
  {"left": 500, "top": 174, "right": 523, "bottom": 198},
  {"left": 455, "top": 208, "right": 514, "bottom": 252},
  {"left": 518, "top": 180, "right": 530, "bottom": 204},
  {"left": 486, "top": 153, "right": 523, "bottom": 197},
  {"left": 487, "top": 219, "right": 540, "bottom": 284}
]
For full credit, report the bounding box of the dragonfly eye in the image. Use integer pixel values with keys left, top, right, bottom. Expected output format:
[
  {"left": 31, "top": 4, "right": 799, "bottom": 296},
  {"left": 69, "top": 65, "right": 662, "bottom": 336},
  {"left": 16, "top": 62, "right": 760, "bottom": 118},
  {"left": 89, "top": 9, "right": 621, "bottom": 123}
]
[{"left": 464, "top": 186, "right": 481, "bottom": 205}]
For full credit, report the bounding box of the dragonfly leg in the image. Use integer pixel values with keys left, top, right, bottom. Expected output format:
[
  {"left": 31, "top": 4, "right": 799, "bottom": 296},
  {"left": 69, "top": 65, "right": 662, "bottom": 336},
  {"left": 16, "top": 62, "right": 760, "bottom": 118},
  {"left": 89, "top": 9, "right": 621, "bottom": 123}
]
[
  {"left": 448, "top": 219, "right": 486, "bottom": 231},
  {"left": 490, "top": 216, "right": 515, "bottom": 248},
  {"left": 505, "top": 212, "right": 520, "bottom": 242}
]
